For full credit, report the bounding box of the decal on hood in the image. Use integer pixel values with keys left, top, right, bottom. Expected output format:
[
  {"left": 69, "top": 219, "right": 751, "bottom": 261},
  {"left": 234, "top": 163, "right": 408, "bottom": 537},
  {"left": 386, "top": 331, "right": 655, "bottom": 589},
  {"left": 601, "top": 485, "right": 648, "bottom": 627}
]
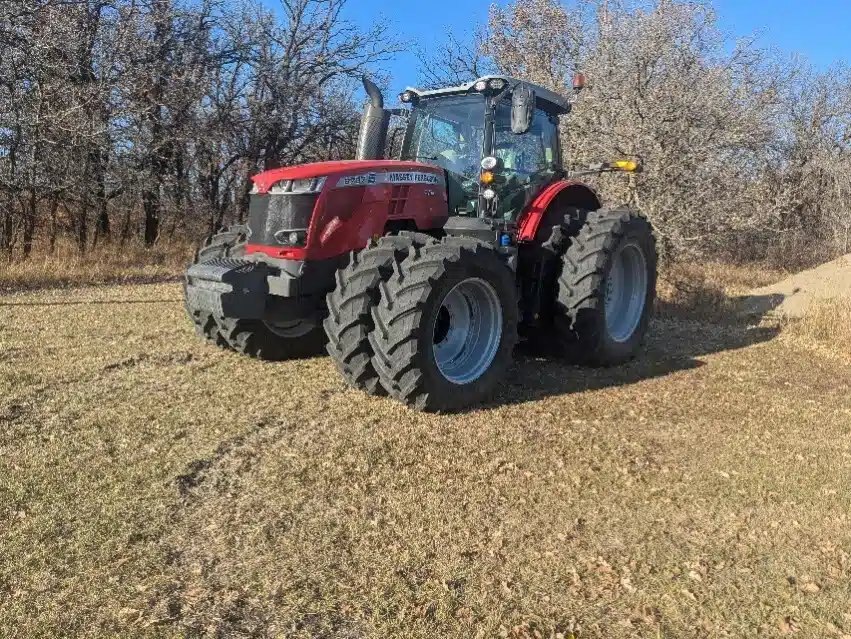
[{"left": 336, "top": 171, "right": 443, "bottom": 188}]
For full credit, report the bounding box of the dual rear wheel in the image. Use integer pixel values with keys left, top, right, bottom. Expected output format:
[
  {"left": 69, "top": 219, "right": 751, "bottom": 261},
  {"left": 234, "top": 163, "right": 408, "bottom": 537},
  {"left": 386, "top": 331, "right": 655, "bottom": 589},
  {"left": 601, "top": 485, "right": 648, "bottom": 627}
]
[{"left": 325, "top": 209, "right": 656, "bottom": 412}]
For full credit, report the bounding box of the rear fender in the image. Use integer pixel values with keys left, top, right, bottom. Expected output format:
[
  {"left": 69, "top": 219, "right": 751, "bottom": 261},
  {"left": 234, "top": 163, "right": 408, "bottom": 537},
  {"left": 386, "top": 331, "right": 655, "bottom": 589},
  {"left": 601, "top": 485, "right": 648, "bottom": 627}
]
[{"left": 517, "top": 180, "right": 601, "bottom": 243}]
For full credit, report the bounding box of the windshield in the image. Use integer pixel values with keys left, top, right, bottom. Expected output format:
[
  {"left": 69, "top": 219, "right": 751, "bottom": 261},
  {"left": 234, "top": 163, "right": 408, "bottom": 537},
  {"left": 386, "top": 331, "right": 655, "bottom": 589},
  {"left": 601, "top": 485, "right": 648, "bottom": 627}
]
[{"left": 401, "top": 95, "right": 485, "bottom": 214}]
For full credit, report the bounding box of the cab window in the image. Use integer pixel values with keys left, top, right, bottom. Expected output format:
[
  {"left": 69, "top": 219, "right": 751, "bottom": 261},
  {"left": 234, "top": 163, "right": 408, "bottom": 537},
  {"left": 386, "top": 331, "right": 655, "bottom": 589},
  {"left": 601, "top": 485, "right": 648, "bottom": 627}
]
[{"left": 493, "top": 102, "right": 559, "bottom": 219}]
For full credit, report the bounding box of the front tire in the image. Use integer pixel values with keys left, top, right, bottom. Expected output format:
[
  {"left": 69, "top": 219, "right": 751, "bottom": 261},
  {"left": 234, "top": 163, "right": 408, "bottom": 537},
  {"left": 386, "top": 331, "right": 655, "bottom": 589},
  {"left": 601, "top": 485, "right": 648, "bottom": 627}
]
[
  {"left": 369, "top": 237, "right": 518, "bottom": 412},
  {"left": 324, "top": 234, "right": 434, "bottom": 395},
  {"left": 555, "top": 208, "right": 657, "bottom": 365},
  {"left": 217, "top": 317, "right": 325, "bottom": 361},
  {"left": 184, "top": 225, "right": 247, "bottom": 348}
]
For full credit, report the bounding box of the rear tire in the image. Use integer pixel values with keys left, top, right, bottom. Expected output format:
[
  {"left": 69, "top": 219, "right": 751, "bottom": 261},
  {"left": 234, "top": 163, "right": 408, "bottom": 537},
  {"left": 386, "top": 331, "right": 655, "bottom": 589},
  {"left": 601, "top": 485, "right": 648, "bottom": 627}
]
[
  {"left": 324, "top": 234, "right": 434, "bottom": 395},
  {"left": 369, "top": 237, "right": 518, "bottom": 412},
  {"left": 555, "top": 208, "right": 657, "bottom": 365}
]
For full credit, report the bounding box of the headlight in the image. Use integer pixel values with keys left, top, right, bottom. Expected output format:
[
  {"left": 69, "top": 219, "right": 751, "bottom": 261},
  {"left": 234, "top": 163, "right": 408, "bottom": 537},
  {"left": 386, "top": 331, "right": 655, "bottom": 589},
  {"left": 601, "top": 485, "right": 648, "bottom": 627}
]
[
  {"left": 481, "top": 188, "right": 496, "bottom": 200},
  {"left": 488, "top": 78, "right": 506, "bottom": 90},
  {"left": 273, "top": 229, "right": 307, "bottom": 246},
  {"left": 290, "top": 177, "right": 326, "bottom": 193},
  {"left": 473, "top": 80, "right": 488, "bottom": 92},
  {"left": 269, "top": 176, "right": 326, "bottom": 194},
  {"left": 481, "top": 156, "right": 498, "bottom": 170},
  {"left": 399, "top": 90, "right": 415, "bottom": 103}
]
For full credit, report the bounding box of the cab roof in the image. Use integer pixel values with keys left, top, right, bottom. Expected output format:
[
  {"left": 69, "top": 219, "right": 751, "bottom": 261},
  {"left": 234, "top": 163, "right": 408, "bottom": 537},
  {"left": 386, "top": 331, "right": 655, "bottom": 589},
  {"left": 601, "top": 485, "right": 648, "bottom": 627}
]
[{"left": 405, "top": 75, "right": 571, "bottom": 115}]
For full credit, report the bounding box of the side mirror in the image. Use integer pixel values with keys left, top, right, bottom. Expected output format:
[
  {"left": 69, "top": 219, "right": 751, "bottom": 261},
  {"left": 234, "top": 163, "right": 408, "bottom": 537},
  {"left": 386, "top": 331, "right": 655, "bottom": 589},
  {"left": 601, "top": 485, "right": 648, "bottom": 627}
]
[{"left": 511, "top": 85, "right": 535, "bottom": 134}]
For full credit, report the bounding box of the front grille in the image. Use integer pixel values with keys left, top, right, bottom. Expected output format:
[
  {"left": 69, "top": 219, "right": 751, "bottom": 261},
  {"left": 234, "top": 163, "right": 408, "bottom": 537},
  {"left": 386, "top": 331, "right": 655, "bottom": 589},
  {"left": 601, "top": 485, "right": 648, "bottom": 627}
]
[{"left": 247, "top": 193, "right": 317, "bottom": 245}]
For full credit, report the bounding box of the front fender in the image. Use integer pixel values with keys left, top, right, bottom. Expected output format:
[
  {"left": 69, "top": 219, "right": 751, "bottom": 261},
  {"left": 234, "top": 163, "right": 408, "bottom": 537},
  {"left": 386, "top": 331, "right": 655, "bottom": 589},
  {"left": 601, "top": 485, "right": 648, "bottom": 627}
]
[{"left": 517, "top": 180, "right": 601, "bottom": 243}]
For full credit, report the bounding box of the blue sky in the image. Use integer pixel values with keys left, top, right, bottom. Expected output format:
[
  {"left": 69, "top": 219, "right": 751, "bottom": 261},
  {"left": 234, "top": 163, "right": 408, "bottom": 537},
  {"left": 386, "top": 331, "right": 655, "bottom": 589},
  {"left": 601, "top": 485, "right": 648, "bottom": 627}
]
[{"left": 334, "top": 0, "right": 851, "bottom": 96}]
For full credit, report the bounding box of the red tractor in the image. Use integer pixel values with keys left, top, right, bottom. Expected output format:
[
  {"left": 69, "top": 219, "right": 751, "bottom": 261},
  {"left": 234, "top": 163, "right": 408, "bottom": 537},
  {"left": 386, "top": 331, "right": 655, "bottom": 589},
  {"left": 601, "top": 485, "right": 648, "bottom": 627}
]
[{"left": 184, "top": 75, "right": 657, "bottom": 411}]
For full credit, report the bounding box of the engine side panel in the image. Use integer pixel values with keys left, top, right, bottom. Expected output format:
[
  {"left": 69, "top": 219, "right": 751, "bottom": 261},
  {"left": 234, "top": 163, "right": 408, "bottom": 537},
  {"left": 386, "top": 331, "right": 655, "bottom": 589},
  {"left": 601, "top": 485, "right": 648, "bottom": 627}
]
[{"left": 246, "top": 163, "right": 448, "bottom": 261}]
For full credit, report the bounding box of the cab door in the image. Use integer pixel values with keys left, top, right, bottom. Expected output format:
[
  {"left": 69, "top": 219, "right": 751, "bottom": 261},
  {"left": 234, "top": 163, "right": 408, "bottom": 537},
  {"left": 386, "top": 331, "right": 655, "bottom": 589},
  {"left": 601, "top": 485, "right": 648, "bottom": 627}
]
[{"left": 493, "top": 102, "right": 560, "bottom": 220}]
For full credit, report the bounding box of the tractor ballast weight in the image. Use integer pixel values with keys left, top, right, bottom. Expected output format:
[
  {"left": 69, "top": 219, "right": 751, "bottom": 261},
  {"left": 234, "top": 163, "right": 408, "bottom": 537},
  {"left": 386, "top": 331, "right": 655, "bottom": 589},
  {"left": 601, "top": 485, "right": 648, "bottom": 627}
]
[{"left": 184, "top": 74, "right": 657, "bottom": 412}]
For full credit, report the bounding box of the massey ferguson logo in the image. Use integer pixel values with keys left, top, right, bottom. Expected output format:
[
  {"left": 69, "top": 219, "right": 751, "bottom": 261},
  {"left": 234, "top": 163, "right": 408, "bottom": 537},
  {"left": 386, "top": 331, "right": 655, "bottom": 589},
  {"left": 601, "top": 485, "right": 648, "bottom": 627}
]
[
  {"left": 387, "top": 172, "right": 439, "bottom": 184},
  {"left": 336, "top": 171, "right": 442, "bottom": 188}
]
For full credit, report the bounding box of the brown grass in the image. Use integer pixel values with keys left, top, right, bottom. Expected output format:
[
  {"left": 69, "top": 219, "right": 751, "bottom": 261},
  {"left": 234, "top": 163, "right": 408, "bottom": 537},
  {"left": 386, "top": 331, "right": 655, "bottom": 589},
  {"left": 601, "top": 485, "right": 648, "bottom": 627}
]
[
  {"left": 656, "top": 260, "right": 788, "bottom": 323},
  {"left": 781, "top": 298, "right": 851, "bottom": 361},
  {"left": 0, "top": 238, "right": 193, "bottom": 293},
  {"left": 2, "top": 265, "right": 850, "bottom": 638}
]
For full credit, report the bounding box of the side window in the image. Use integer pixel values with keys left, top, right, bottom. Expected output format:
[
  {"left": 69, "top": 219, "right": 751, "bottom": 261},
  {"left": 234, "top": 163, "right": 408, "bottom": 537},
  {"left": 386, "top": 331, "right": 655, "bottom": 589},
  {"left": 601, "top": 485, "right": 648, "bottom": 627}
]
[{"left": 494, "top": 105, "right": 557, "bottom": 176}]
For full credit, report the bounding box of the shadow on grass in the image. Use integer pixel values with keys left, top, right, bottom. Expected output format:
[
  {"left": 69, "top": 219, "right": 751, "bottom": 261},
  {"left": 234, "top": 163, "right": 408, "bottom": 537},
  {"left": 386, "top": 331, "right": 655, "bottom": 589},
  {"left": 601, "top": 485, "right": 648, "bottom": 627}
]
[{"left": 484, "top": 287, "right": 784, "bottom": 410}]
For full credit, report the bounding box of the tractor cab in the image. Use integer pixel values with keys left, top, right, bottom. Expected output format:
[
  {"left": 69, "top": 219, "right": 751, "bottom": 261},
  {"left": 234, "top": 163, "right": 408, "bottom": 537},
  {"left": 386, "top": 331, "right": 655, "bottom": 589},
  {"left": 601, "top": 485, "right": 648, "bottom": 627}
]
[{"left": 394, "top": 76, "right": 569, "bottom": 223}]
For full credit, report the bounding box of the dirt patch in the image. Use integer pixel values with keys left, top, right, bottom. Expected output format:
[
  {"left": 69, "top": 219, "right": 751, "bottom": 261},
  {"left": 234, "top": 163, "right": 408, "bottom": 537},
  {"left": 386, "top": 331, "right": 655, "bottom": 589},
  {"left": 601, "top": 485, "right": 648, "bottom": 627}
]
[{"left": 741, "top": 254, "right": 851, "bottom": 318}]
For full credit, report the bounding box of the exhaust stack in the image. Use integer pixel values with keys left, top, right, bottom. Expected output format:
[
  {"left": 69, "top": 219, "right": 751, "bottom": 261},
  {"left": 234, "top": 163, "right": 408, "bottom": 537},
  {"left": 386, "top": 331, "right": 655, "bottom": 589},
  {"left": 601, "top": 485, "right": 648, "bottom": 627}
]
[{"left": 355, "top": 76, "right": 390, "bottom": 160}]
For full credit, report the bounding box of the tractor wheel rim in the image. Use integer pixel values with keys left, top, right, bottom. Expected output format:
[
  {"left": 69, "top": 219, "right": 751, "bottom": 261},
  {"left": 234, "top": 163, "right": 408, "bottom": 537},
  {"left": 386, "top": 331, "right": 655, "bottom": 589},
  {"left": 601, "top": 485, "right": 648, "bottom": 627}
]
[
  {"left": 263, "top": 319, "right": 314, "bottom": 338},
  {"left": 604, "top": 240, "right": 648, "bottom": 343},
  {"left": 432, "top": 277, "right": 502, "bottom": 385}
]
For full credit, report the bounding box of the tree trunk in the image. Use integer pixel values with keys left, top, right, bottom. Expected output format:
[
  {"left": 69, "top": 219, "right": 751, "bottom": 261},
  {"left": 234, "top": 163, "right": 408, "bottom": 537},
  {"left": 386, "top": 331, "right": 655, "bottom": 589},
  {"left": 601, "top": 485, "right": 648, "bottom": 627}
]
[
  {"left": 22, "top": 189, "right": 36, "bottom": 258},
  {"left": 94, "top": 148, "right": 109, "bottom": 240},
  {"left": 48, "top": 197, "right": 59, "bottom": 253},
  {"left": 143, "top": 188, "right": 160, "bottom": 245},
  {"left": 77, "top": 197, "right": 90, "bottom": 253},
  {"left": 95, "top": 205, "right": 110, "bottom": 241},
  {"left": 119, "top": 207, "right": 133, "bottom": 246},
  {"left": 0, "top": 203, "right": 13, "bottom": 259},
  {"left": 237, "top": 177, "right": 252, "bottom": 223}
]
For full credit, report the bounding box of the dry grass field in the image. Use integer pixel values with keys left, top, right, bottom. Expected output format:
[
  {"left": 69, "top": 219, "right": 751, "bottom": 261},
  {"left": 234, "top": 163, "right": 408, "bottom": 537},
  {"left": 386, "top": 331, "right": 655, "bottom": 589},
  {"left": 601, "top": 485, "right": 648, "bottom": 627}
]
[
  {"left": 0, "top": 239, "right": 191, "bottom": 293},
  {"left": 1, "top": 264, "right": 850, "bottom": 638}
]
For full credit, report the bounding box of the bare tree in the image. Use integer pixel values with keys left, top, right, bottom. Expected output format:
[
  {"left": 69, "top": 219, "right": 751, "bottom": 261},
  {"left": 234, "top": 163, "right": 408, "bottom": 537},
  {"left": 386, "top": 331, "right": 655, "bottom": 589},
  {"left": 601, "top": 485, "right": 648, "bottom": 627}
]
[
  {"left": 426, "top": 0, "right": 851, "bottom": 262},
  {"left": 0, "top": 0, "right": 394, "bottom": 256}
]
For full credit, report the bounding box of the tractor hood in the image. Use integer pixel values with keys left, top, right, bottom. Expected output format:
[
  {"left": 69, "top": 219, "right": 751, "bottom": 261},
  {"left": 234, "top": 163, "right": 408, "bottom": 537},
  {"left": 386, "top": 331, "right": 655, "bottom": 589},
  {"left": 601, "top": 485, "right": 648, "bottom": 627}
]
[{"left": 251, "top": 160, "right": 441, "bottom": 194}]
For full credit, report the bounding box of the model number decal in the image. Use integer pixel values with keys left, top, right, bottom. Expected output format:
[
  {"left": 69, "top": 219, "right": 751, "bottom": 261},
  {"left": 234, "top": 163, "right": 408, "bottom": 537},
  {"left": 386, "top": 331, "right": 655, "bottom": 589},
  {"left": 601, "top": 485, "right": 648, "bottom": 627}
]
[
  {"left": 338, "top": 172, "right": 377, "bottom": 187},
  {"left": 336, "top": 171, "right": 442, "bottom": 188}
]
